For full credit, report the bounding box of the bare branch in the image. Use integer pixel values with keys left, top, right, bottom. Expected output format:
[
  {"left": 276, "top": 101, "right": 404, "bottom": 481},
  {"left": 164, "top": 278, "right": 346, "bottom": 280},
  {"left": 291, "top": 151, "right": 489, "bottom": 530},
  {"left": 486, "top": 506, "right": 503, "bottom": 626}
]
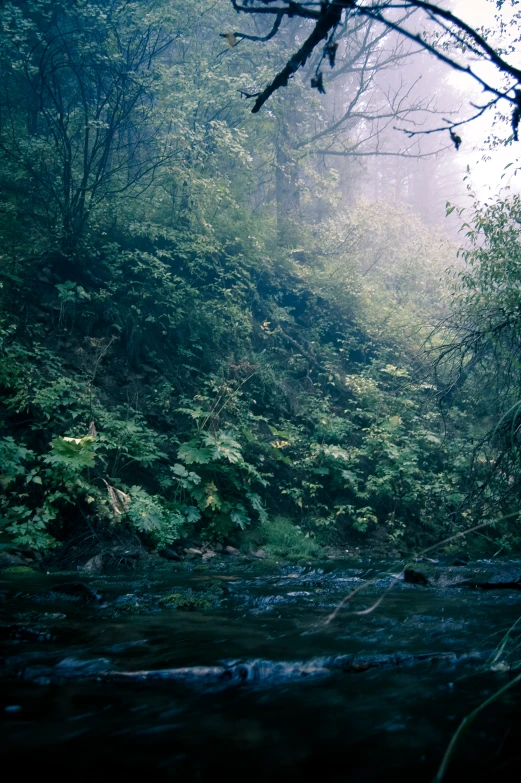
[{"left": 230, "top": 0, "right": 521, "bottom": 135}]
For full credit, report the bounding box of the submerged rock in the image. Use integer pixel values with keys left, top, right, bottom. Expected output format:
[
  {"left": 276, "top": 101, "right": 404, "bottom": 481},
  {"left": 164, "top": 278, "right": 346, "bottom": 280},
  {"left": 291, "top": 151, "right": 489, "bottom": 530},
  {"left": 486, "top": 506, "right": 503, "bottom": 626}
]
[
  {"left": 404, "top": 568, "right": 429, "bottom": 586},
  {"left": 55, "top": 656, "right": 112, "bottom": 676},
  {"left": 160, "top": 548, "right": 182, "bottom": 561},
  {"left": 18, "top": 650, "right": 491, "bottom": 690},
  {"left": 0, "top": 624, "right": 54, "bottom": 642},
  {"left": 111, "top": 593, "right": 144, "bottom": 613},
  {"left": 0, "top": 552, "right": 31, "bottom": 570},
  {"left": 193, "top": 580, "right": 226, "bottom": 598},
  {"left": 159, "top": 592, "right": 212, "bottom": 611},
  {"left": 50, "top": 581, "right": 101, "bottom": 602}
]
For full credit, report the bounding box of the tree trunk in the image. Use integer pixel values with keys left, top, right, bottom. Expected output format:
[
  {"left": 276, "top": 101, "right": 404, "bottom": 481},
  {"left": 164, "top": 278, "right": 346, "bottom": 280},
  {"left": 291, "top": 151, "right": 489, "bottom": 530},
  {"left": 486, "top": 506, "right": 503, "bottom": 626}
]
[{"left": 275, "top": 121, "right": 301, "bottom": 246}]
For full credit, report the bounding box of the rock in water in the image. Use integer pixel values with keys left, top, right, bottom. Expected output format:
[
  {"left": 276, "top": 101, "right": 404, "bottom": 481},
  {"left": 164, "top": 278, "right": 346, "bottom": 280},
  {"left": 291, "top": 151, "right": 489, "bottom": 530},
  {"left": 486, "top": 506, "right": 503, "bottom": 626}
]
[
  {"left": 50, "top": 582, "right": 101, "bottom": 602},
  {"left": 159, "top": 548, "right": 181, "bottom": 561},
  {"left": 404, "top": 568, "right": 429, "bottom": 586}
]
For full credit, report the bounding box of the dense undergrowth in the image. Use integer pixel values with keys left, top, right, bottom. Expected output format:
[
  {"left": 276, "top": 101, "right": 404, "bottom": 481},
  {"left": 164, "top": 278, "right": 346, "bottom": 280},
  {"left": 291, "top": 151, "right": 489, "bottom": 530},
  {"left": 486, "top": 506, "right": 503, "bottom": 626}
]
[
  {"left": 0, "top": 199, "right": 488, "bottom": 558},
  {"left": 1, "top": 0, "right": 521, "bottom": 561}
]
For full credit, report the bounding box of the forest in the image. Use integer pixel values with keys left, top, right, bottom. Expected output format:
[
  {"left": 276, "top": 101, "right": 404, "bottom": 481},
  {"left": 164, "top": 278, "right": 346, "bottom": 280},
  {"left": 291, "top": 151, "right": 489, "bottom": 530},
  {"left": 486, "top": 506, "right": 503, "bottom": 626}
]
[{"left": 2, "top": 2, "right": 521, "bottom": 781}]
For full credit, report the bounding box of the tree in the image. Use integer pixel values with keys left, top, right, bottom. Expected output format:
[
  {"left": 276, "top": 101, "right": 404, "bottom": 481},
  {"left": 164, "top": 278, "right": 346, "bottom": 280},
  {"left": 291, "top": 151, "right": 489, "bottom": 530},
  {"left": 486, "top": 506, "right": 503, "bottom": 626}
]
[
  {"left": 424, "top": 193, "right": 521, "bottom": 545},
  {"left": 223, "top": 8, "right": 452, "bottom": 243},
  {"left": 228, "top": 1, "right": 521, "bottom": 145},
  {"left": 0, "top": 0, "right": 179, "bottom": 262}
]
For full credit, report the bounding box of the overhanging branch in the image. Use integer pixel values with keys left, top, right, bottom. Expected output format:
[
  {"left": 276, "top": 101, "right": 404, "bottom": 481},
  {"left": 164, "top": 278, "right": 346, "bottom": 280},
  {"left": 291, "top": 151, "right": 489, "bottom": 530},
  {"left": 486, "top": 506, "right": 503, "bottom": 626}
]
[{"left": 229, "top": 0, "right": 521, "bottom": 137}]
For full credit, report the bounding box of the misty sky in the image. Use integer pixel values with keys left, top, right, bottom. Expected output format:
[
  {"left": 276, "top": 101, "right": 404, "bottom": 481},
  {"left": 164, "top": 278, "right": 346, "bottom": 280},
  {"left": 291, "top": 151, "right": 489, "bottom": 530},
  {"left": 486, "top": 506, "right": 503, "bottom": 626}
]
[{"left": 448, "top": 0, "right": 520, "bottom": 199}]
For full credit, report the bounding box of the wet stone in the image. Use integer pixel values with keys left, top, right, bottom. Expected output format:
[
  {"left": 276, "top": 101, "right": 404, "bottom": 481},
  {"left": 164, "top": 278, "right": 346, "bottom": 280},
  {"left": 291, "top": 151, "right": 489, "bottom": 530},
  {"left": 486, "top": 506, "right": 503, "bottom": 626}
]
[
  {"left": 160, "top": 548, "right": 182, "bottom": 561},
  {"left": 0, "top": 552, "right": 32, "bottom": 570},
  {"left": 404, "top": 569, "right": 429, "bottom": 586},
  {"left": 15, "top": 612, "right": 67, "bottom": 622},
  {"left": 159, "top": 592, "right": 212, "bottom": 611},
  {"left": 49, "top": 582, "right": 102, "bottom": 602},
  {"left": 0, "top": 624, "right": 55, "bottom": 643},
  {"left": 106, "top": 593, "right": 160, "bottom": 617}
]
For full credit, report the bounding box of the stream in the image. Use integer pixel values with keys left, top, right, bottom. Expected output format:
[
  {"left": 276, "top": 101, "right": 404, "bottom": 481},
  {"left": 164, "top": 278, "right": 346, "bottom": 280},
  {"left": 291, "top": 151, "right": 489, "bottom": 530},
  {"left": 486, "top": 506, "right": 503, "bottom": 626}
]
[{"left": 2, "top": 558, "right": 521, "bottom": 781}]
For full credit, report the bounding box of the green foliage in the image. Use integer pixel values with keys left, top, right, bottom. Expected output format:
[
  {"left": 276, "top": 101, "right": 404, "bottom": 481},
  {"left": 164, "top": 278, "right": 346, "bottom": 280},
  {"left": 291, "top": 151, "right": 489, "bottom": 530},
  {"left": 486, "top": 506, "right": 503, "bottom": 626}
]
[
  {"left": 172, "top": 428, "right": 268, "bottom": 539},
  {"left": 435, "top": 193, "right": 521, "bottom": 536},
  {"left": 260, "top": 517, "right": 322, "bottom": 560},
  {"left": 47, "top": 437, "right": 97, "bottom": 469},
  {"left": 0, "top": 0, "right": 513, "bottom": 559},
  {"left": 55, "top": 282, "right": 91, "bottom": 304},
  {"left": 125, "top": 486, "right": 184, "bottom": 549},
  {"left": 0, "top": 437, "right": 36, "bottom": 488}
]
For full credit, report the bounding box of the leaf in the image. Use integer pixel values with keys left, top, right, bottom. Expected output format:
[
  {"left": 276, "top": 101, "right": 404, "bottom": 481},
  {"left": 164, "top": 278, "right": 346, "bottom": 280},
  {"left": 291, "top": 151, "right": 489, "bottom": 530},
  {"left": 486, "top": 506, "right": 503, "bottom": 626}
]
[
  {"left": 178, "top": 441, "right": 213, "bottom": 465},
  {"left": 231, "top": 504, "right": 249, "bottom": 529},
  {"left": 311, "top": 72, "right": 325, "bottom": 94},
  {"left": 103, "top": 480, "right": 130, "bottom": 516},
  {"left": 268, "top": 425, "right": 291, "bottom": 438},
  {"left": 175, "top": 406, "right": 209, "bottom": 420},
  {"left": 62, "top": 436, "right": 92, "bottom": 445},
  {"left": 182, "top": 505, "right": 201, "bottom": 524},
  {"left": 204, "top": 491, "right": 222, "bottom": 511},
  {"left": 47, "top": 436, "right": 96, "bottom": 468},
  {"left": 312, "top": 467, "right": 330, "bottom": 476},
  {"left": 204, "top": 432, "right": 243, "bottom": 463},
  {"left": 246, "top": 492, "right": 268, "bottom": 523},
  {"left": 221, "top": 32, "right": 237, "bottom": 47},
  {"left": 245, "top": 492, "right": 262, "bottom": 512},
  {"left": 449, "top": 128, "right": 462, "bottom": 150},
  {"left": 271, "top": 440, "right": 290, "bottom": 449},
  {"left": 320, "top": 444, "right": 350, "bottom": 462},
  {"left": 171, "top": 463, "right": 189, "bottom": 478}
]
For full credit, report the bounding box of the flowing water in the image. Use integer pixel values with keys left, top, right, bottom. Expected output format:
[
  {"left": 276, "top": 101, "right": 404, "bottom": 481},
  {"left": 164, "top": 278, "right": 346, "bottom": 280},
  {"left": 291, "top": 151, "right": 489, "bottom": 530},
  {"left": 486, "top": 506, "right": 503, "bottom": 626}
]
[{"left": 2, "top": 559, "right": 521, "bottom": 781}]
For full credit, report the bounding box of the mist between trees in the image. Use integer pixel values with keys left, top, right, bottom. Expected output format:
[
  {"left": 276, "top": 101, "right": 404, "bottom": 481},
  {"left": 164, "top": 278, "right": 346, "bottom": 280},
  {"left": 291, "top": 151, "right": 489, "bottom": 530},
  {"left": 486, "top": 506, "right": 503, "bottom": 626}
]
[{"left": 1, "top": 0, "right": 520, "bottom": 559}]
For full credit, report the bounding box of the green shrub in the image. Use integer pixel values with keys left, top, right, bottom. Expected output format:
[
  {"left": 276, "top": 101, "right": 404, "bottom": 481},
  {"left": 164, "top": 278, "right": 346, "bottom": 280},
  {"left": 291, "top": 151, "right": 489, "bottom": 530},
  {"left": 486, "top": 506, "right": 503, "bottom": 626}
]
[{"left": 260, "top": 516, "right": 322, "bottom": 560}]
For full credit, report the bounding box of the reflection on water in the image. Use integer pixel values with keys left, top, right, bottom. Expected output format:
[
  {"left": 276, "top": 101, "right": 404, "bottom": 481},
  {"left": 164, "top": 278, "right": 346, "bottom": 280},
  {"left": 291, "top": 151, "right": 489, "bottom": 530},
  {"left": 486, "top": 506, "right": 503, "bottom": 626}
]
[{"left": 2, "top": 560, "right": 521, "bottom": 781}]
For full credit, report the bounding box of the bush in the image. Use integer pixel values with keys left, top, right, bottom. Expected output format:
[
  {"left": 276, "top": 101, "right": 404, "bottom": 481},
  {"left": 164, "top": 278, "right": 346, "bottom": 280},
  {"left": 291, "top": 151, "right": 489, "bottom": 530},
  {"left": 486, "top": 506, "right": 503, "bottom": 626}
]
[{"left": 260, "top": 516, "right": 322, "bottom": 560}]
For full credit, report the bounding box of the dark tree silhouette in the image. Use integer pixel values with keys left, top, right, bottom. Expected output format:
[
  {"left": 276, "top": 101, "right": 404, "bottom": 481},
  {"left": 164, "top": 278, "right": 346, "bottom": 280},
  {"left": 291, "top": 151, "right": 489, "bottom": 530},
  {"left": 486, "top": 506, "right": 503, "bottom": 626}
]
[{"left": 0, "top": 0, "right": 178, "bottom": 259}]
